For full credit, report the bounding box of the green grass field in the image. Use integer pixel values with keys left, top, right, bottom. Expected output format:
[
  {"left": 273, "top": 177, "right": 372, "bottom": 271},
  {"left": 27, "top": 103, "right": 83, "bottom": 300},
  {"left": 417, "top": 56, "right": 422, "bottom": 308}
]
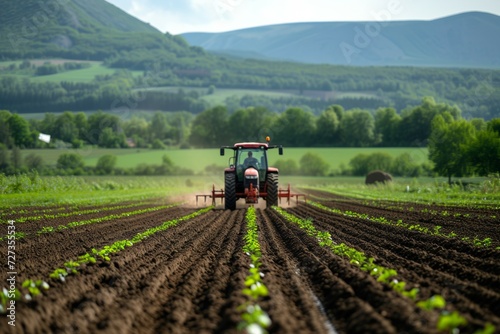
[
  {"left": 0, "top": 60, "right": 143, "bottom": 83},
  {"left": 201, "top": 88, "right": 298, "bottom": 105},
  {"left": 20, "top": 147, "right": 429, "bottom": 174}
]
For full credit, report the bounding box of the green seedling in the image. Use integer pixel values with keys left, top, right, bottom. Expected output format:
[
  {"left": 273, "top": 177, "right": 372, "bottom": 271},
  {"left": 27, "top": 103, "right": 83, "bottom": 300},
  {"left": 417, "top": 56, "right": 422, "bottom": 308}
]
[
  {"left": 0, "top": 287, "right": 21, "bottom": 314},
  {"left": 417, "top": 295, "right": 446, "bottom": 310},
  {"left": 473, "top": 323, "right": 496, "bottom": 334},
  {"left": 21, "top": 279, "right": 49, "bottom": 299},
  {"left": 239, "top": 207, "right": 271, "bottom": 332},
  {"left": 437, "top": 311, "right": 467, "bottom": 333},
  {"left": 50, "top": 268, "right": 70, "bottom": 282}
]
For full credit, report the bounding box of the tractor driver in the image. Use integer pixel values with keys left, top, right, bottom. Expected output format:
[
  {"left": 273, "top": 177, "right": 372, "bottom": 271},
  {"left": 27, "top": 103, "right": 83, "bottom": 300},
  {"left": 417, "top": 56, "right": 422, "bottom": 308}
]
[{"left": 243, "top": 151, "right": 259, "bottom": 168}]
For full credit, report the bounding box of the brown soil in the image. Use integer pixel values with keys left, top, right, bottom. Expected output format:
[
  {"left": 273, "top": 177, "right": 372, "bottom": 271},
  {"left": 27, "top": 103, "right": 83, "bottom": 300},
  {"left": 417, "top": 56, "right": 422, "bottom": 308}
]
[{"left": 1, "top": 191, "right": 499, "bottom": 333}]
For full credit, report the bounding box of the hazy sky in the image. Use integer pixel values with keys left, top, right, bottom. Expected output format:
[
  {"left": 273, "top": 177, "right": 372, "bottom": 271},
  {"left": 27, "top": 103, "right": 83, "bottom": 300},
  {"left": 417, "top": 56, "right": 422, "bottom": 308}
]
[{"left": 106, "top": 0, "right": 500, "bottom": 34}]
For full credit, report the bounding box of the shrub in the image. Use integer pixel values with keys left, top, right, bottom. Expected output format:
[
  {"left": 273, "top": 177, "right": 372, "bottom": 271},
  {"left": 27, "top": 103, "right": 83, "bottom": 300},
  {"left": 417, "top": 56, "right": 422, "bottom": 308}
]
[
  {"left": 300, "top": 152, "right": 329, "bottom": 176},
  {"left": 274, "top": 159, "right": 299, "bottom": 175},
  {"left": 349, "top": 152, "right": 393, "bottom": 176}
]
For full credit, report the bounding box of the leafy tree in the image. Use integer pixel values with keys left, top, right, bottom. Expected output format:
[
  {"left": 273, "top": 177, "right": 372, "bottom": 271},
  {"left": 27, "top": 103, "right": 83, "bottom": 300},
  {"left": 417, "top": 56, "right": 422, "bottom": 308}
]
[
  {"left": 150, "top": 112, "right": 169, "bottom": 141},
  {"left": 161, "top": 154, "right": 175, "bottom": 174},
  {"left": 227, "top": 106, "right": 275, "bottom": 143},
  {"left": 74, "top": 112, "right": 89, "bottom": 139},
  {"left": 349, "top": 152, "right": 393, "bottom": 176},
  {"left": 375, "top": 107, "right": 401, "bottom": 146},
  {"left": 391, "top": 153, "right": 421, "bottom": 177},
  {"left": 466, "top": 129, "right": 500, "bottom": 176},
  {"left": 327, "top": 104, "right": 344, "bottom": 122},
  {"left": 38, "top": 113, "right": 58, "bottom": 138},
  {"left": 0, "top": 144, "right": 9, "bottom": 170},
  {"left": 99, "top": 127, "right": 126, "bottom": 148},
  {"left": 273, "top": 159, "right": 299, "bottom": 175},
  {"left": 87, "top": 111, "right": 123, "bottom": 146},
  {"left": 0, "top": 110, "right": 12, "bottom": 146},
  {"left": 469, "top": 118, "right": 487, "bottom": 132},
  {"left": 274, "top": 107, "right": 316, "bottom": 146},
  {"left": 428, "top": 116, "right": 475, "bottom": 184},
  {"left": 488, "top": 118, "right": 500, "bottom": 134},
  {"left": 189, "top": 106, "right": 229, "bottom": 147},
  {"left": 10, "top": 146, "right": 22, "bottom": 170},
  {"left": 7, "top": 114, "right": 31, "bottom": 147},
  {"left": 54, "top": 112, "right": 78, "bottom": 143},
  {"left": 57, "top": 153, "right": 85, "bottom": 170},
  {"left": 340, "top": 109, "right": 377, "bottom": 147},
  {"left": 166, "top": 112, "right": 193, "bottom": 145},
  {"left": 96, "top": 155, "right": 117, "bottom": 175},
  {"left": 25, "top": 153, "right": 44, "bottom": 170},
  {"left": 315, "top": 108, "right": 340, "bottom": 146},
  {"left": 300, "top": 152, "right": 329, "bottom": 176},
  {"left": 123, "top": 116, "right": 149, "bottom": 145},
  {"left": 152, "top": 139, "right": 166, "bottom": 149},
  {"left": 398, "top": 97, "right": 461, "bottom": 146}
]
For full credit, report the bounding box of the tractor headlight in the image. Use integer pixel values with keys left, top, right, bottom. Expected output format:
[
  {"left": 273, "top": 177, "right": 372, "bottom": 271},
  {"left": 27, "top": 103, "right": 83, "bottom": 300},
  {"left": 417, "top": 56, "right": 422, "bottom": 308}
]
[{"left": 245, "top": 175, "right": 258, "bottom": 179}]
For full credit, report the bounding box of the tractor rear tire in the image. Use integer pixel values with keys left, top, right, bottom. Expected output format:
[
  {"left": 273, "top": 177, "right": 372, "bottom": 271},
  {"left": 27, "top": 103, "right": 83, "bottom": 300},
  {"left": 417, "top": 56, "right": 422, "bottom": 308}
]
[
  {"left": 225, "top": 173, "right": 236, "bottom": 210},
  {"left": 266, "top": 173, "right": 278, "bottom": 208}
]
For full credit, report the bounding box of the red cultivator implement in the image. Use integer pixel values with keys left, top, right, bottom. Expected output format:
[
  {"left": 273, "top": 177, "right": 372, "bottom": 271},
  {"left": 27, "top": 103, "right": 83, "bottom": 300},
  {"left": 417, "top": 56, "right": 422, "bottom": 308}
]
[{"left": 196, "top": 183, "right": 306, "bottom": 207}]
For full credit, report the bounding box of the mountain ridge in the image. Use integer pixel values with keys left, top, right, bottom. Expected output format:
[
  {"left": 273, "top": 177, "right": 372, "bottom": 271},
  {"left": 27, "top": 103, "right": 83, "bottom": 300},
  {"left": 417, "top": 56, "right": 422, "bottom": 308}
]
[
  {"left": 0, "top": 0, "right": 192, "bottom": 60},
  {"left": 181, "top": 12, "right": 500, "bottom": 68}
]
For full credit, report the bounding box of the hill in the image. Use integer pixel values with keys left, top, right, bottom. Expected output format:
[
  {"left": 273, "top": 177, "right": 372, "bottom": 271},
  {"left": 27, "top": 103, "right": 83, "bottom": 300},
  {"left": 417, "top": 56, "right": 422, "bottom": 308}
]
[
  {"left": 0, "top": 3, "right": 499, "bottom": 120},
  {"left": 0, "top": 0, "right": 196, "bottom": 60},
  {"left": 182, "top": 12, "right": 500, "bottom": 68}
]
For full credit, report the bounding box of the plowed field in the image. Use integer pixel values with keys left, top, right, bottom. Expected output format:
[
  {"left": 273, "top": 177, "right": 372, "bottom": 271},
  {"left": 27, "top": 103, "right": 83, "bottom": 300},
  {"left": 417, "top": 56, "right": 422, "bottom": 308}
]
[{"left": 1, "top": 190, "right": 499, "bottom": 334}]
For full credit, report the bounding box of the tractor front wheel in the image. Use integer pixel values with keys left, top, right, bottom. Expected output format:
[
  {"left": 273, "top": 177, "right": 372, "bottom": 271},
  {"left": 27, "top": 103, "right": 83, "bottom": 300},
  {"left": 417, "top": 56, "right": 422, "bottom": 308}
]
[
  {"left": 225, "top": 173, "right": 236, "bottom": 210},
  {"left": 266, "top": 173, "right": 278, "bottom": 208}
]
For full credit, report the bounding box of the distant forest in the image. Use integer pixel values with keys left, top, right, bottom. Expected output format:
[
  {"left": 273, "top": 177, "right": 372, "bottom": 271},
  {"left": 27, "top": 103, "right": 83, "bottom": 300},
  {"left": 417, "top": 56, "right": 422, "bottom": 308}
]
[{"left": 1, "top": 59, "right": 499, "bottom": 120}]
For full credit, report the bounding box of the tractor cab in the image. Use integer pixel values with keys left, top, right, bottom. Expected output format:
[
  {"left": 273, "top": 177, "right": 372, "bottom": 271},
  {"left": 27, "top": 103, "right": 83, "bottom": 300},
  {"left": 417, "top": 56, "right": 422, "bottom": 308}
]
[{"left": 235, "top": 147, "right": 267, "bottom": 182}]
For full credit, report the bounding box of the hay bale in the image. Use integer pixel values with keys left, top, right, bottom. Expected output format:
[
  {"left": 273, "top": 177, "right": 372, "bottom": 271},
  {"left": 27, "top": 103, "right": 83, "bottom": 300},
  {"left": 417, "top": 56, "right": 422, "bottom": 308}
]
[{"left": 365, "top": 170, "right": 393, "bottom": 185}]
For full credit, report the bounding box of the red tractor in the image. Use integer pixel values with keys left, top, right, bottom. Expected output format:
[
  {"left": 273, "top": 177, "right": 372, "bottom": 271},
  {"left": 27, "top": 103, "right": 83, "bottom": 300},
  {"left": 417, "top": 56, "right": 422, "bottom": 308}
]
[{"left": 197, "top": 137, "right": 305, "bottom": 210}]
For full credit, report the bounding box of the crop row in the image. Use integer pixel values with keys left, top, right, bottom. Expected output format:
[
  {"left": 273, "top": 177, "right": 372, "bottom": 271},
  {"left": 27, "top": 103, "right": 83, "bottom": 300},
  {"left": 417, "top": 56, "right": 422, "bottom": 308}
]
[
  {"left": 0, "top": 204, "right": 179, "bottom": 242},
  {"left": 308, "top": 201, "right": 497, "bottom": 249},
  {"left": 1, "top": 206, "right": 213, "bottom": 313},
  {"left": 4, "top": 201, "right": 156, "bottom": 223},
  {"left": 238, "top": 206, "right": 271, "bottom": 333},
  {"left": 1, "top": 187, "right": 179, "bottom": 211},
  {"left": 359, "top": 199, "right": 498, "bottom": 220},
  {"left": 1, "top": 200, "right": 148, "bottom": 217},
  {"left": 272, "top": 207, "right": 495, "bottom": 334},
  {"left": 317, "top": 184, "right": 500, "bottom": 208}
]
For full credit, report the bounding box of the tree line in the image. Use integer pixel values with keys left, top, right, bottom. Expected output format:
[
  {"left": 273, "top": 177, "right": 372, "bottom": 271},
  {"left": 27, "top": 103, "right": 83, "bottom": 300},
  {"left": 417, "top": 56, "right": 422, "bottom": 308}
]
[
  {"left": 0, "top": 97, "right": 495, "bottom": 150},
  {"left": 0, "top": 96, "right": 465, "bottom": 149},
  {"left": 1, "top": 97, "right": 499, "bottom": 179}
]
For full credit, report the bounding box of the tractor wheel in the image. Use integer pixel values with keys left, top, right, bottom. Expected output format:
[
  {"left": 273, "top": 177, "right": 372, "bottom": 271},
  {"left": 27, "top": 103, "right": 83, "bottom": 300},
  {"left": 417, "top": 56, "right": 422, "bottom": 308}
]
[
  {"left": 266, "top": 173, "right": 278, "bottom": 208},
  {"left": 225, "top": 173, "right": 236, "bottom": 210}
]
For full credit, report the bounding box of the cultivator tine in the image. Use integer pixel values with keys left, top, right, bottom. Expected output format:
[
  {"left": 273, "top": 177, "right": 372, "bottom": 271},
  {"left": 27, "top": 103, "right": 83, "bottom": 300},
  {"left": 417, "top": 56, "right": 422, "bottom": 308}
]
[
  {"left": 196, "top": 185, "right": 224, "bottom": 206},
  {"left": 278, "top": 184, "right": 306, "bottom": 205}
]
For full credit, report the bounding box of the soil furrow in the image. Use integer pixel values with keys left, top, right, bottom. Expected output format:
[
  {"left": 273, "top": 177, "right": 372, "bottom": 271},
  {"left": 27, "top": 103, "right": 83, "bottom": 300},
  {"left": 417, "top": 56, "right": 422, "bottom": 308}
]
[{"left": 262, "top": 208, "right": 435, "bottom": 334}]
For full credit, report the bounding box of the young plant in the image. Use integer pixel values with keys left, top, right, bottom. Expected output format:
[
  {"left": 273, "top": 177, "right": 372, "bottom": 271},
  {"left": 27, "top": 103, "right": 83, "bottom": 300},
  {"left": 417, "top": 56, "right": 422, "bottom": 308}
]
[
  {"left": 437, "top": 311, "right": 467, "bottom": 333},
  {"left": 21, "top": 279, "right": 49, "bottom": 300},
  {"left": 239, "top": 206, "right": 271, "bottom": 333}
]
